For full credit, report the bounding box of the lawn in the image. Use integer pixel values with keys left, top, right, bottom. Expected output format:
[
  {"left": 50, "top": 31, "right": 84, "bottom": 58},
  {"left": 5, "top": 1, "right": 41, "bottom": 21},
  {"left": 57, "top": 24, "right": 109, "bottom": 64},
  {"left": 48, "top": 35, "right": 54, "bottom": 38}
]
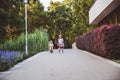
[{"left": 114, "top": 60, "right": 120, "bottom": 64}]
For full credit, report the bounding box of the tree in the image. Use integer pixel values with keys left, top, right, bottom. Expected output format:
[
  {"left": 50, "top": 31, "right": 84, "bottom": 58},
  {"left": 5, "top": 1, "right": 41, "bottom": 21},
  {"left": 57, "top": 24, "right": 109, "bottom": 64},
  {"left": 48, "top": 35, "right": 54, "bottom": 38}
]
[
  {"left": 0, "top": 0, "right": 48, "bottom": 42},
  {"left": 47, "top": 0, "right": 73, "bottom": 48},
  {"left": 46, "top": 0, "right": 96, "bottom": 48},
  {"left": 27, "top": 0, "right": 44, "bottom": 32},
  {"left": 72, "top": 0, "right": 96, "bottom": 35},
  {"left": 0, "top": 0, "right": 96, "bottom": 48},
  {"left": 0, "top": 0, "right": 20, "bottom": 41}
]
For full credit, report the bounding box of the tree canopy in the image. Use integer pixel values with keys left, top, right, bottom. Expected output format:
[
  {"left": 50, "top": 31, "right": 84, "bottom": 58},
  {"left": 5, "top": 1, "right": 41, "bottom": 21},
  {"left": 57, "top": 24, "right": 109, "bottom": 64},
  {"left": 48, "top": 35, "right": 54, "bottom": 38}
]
[{"left": 0, "top": 0, "right": 95, "bottom": 48}]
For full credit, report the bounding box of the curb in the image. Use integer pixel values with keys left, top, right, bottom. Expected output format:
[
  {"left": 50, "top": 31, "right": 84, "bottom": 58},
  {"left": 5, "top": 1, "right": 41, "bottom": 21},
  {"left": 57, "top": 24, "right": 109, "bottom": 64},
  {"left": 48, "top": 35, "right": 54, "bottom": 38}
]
[
  {"left": 72, "top": 43, "right": 120, "bottom": 68},
  {"left": 78, "top": 49, "right": 120, "bottom": 68},
  {"left": 0, "top": 52, "right": 46, "bottom": 78}
]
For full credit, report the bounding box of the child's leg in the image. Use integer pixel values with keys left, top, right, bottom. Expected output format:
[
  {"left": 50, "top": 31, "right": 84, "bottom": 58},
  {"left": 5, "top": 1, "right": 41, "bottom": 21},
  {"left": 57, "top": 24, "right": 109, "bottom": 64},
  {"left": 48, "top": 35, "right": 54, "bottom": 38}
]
[
  {"left": 59, "top": 45, "right": 62, "bottom": 53},
  {"left": 50, "top": 46, "right": 53, "bottom": 53},
  {"left": 51, "top": 46, "right": 53, "bottom": 53},
  {"left": 61, "top": 46, "right": 64, "bottom": 53},
  {"left": 58, "top": 46, "right": 60, "bottom": 53}
]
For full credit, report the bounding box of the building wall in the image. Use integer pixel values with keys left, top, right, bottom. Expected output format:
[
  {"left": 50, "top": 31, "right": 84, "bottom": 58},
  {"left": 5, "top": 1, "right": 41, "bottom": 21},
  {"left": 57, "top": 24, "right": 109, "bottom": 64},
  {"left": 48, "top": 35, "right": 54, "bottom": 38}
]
[
  {"left": 99, "top": 5, "right": 120, "bottom": 26},
  {"left": 89, "top": 0, "right": 113, "bottom": 24},
  {"left": 89, "top": 0, "right": 120, "bottom": 25}
]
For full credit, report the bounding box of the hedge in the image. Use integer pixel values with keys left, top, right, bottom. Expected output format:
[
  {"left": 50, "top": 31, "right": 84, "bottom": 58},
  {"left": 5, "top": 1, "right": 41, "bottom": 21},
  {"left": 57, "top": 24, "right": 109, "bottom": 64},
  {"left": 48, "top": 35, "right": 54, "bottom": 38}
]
[{"left": 75, "top": 25, "right": 120, "bottom": 59}]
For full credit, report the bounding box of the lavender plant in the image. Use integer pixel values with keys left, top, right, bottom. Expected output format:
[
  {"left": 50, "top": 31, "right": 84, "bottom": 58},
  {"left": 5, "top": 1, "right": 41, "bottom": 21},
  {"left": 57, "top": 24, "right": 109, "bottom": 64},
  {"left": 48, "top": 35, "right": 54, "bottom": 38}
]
[{"left": 0, "top": 51, "right": 23, "bottom": 71}]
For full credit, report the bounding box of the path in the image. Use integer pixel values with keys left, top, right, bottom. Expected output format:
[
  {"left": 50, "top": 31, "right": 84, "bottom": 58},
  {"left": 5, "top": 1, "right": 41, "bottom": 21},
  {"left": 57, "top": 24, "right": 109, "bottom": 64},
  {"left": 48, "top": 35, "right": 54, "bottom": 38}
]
[{"left": 0, "top": 49, "right": 120, "bottom": 80}]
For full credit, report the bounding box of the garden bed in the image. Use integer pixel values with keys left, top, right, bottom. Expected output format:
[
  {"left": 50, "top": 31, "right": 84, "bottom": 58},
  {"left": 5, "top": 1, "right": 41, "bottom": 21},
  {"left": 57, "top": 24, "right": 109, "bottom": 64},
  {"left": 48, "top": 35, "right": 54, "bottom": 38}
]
[{"left": 0, "top": 29, "right": 49, "bottom": 71}]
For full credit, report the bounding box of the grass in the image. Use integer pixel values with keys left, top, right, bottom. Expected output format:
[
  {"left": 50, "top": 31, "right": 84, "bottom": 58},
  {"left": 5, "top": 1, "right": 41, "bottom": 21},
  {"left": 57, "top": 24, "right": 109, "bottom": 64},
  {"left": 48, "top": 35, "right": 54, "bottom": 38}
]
[{"left": 114, "top": 60, "right": 120, "bottom": 64}]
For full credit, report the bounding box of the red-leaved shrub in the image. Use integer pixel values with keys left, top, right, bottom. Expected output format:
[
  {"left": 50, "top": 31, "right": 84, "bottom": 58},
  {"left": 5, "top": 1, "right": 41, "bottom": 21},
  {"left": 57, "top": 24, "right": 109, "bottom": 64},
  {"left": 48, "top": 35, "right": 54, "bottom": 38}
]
[{"left": 75, "top": 25, "right": 120, "bottom": 59}]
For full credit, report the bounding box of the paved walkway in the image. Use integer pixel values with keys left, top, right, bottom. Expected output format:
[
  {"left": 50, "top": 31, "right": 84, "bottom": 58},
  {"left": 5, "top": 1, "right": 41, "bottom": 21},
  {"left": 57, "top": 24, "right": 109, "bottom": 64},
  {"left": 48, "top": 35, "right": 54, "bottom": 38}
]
[{"left": 0, "top": 49, "right": 120, "bottom": 80}]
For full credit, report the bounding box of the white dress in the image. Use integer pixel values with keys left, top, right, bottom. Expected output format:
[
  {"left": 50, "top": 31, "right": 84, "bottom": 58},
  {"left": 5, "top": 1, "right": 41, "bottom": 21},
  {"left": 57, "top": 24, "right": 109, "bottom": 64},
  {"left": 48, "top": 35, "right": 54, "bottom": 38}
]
[{"left": 58, "top": 38, "right": 64, "bottom": 46}]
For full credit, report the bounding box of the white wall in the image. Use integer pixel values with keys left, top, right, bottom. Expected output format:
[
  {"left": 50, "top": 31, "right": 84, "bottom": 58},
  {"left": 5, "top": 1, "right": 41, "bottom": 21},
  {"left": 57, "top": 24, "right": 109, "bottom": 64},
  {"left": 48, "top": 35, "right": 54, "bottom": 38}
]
[{"left": 89, "top": 0, "right": 113, "bottom": 24}]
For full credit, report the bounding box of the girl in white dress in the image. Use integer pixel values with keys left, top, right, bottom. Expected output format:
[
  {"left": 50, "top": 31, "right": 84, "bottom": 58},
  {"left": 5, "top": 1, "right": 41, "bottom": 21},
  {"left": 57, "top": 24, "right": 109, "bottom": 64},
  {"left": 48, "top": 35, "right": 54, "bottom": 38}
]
[{"left": 57, "top": 34, "right": 64, "bottom": 53}]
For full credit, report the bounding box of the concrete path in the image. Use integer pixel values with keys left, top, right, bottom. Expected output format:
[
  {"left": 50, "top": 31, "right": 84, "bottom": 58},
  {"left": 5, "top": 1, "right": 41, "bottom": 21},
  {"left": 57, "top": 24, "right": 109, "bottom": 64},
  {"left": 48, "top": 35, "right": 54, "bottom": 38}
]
[{"left": 0, "top": 49, "right": 120, "bottom": 80}]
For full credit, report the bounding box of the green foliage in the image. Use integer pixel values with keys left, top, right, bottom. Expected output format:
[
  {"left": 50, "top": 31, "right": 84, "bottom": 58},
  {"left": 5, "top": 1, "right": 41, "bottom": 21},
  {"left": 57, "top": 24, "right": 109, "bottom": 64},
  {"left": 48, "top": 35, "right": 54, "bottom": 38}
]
[
  {"left": 27, "top": 29, "right": 49, "bottom": 55},
  {"left": 27, "top": 0, "right": 48, "bottom": 32},
  {"left": 114, "top": 60, "right": 120, "bottom": 64},
  {"left": 0, "top": 0, "right": 96, "bottom": 48},
  {"left": 46, "top": 0, "right": 96, "bottom": 48},
  {"left": 47, "top": 0, "right": 73, "bottom": 48},
  {"left": 72, "top": 0, "right": 96, "bottom": 34},
  {"left": 0, "top": 29, "right": 48, "bottom": 71},
  {"left": 0, "top": 0, "right": 47, "bottom": 42},
  {"left": 0, "top": 29, "right": 49, "bottom": 56}
]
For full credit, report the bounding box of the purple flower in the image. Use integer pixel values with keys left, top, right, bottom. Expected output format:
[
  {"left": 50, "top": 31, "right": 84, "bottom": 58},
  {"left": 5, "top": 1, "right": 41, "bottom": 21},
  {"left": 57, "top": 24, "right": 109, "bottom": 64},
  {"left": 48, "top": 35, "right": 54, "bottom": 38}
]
[{"left": 0, "top": 51, "right": 23, "bottom": 66}]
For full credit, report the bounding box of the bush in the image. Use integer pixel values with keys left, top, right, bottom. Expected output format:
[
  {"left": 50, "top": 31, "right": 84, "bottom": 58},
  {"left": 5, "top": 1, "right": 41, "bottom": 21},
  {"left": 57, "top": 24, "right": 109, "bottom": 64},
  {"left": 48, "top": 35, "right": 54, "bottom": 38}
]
[
  {"left": 27, "top": 29, "right": 49, "bottom": 56},
  {"left": 75, "top": 25, "right": 120, "bottom": 59},
  {"left": 0, "top": 29, "right": 49, "bottom": 55}
]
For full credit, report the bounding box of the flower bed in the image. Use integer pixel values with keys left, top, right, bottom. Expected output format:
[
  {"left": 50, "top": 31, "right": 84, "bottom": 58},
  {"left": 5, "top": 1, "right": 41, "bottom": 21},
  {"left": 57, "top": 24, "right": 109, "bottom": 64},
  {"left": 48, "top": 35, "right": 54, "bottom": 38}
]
[
  {"left": 75, "top": 25, "right": 120, "bottom": 59},
  {"left": 0, "top": 51, "right": 23, "bottom": 71}
]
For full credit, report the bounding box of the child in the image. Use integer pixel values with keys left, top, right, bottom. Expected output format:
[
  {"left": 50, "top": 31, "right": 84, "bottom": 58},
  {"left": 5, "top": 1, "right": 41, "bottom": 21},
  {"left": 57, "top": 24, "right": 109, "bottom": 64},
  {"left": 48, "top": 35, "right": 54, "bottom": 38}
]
[
  {"left": 49, "top": 40, "right": 54, "bottom": 53},
  {"left": 57, "top": 34, "right": 64, "bottom": 53}
]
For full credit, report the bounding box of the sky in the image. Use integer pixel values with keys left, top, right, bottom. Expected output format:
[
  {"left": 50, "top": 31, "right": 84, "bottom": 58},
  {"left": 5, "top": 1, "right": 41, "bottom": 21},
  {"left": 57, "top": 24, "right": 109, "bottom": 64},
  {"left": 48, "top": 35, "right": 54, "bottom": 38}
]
[{"left": 39, "top": 0, "right": 63, "bottom": 11}]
